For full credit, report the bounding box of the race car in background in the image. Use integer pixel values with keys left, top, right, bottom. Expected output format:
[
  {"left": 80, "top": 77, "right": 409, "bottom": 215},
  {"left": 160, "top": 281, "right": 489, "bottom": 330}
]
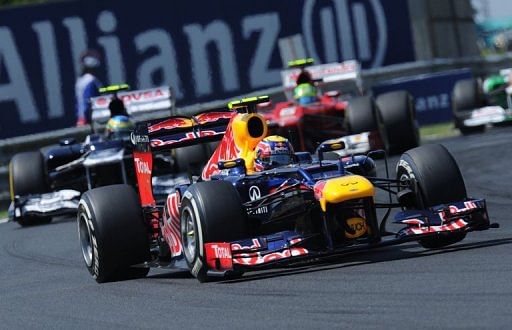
[
  {"left": 452, "top": 68, "right": 512, "bottom": 134},
  {"left": 77, "top": 96, "right": 496, "bottom": 284},
  {"left": 259, "top": 58, "right": 419, "bottom": 155},
  {"left": 8, "top": 84, "right": 180, "bottom": 226}
]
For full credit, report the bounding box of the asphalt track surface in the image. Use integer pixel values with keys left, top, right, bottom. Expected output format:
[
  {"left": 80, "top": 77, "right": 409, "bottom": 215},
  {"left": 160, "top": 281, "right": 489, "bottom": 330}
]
[{"left": 1, "top": 127, "right": 512, "bottom": 329}]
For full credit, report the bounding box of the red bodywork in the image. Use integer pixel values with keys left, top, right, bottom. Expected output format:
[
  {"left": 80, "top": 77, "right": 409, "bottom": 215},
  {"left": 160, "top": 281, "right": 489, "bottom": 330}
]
[{"left": 263, "top": 93, "right": 350, "bottom": 151}]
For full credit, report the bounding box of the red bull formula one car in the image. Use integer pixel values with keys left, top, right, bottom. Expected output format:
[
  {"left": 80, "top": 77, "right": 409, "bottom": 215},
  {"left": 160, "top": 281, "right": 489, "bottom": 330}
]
[
  {"left": 77, "top": 96, "right": 496, "bottom": 283},
  {"left": 261, "top": 58, "right": 418, "bottom": 154}
]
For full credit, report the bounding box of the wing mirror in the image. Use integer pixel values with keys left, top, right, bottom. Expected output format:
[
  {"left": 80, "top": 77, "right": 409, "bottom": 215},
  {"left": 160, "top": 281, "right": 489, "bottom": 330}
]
[
  {"left": 317, "top": 140, "right": 346, "bottom": 163},
  {"left": 218, "top": 158, "right": 246, "bottom": 174}
]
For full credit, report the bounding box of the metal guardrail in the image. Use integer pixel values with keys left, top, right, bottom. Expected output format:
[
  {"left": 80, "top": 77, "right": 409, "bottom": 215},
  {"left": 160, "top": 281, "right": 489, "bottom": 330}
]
[{"left": 1, "top": 55, "right": 512, "bottom": 208}]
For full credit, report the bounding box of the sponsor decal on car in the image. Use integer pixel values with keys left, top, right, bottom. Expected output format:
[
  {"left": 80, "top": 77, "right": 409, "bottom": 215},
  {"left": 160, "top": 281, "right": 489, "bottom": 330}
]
[
  {"left": 150, "top": 130, "right": 219, "bottom": 147},
  {"left": 345, "top": 217, "right": 367, "bottom": 239},
  {"left": 248, "top": 186, "right": 261, "bottom": 201},
  {"left": 134, "top": 157, "right": 151, "bottom": 174},
  {"left": 130, "top": 132, "right": 149, "bottom": 145},
  {"left": 205, "top": 242, "right": 233, "bottom": 270},
  {"left": 402, "top": 219, "right": 468, "bottom": 236},
  {"left": 231, "top": 237, "right": 308, "bottom": 266},
  {"left": 163, "top": 192, "right": 182, "bottom": 256},
  {"left": 232, "top": 247, "right": 309, "bottom": 266}
]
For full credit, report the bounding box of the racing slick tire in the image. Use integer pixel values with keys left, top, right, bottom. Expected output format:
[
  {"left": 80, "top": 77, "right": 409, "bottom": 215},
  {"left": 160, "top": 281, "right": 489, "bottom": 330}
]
[
  {"left": 180, "top": 181, "right": 248, "bottom": 282},
  {"left": 396, "top": 144, "right": 467, "bottom": 249},
  {"left": 9, "top": 151, "right": 51, "bottom": 226},
  {"left": 376, "top": 91, "right": 419, "bottom": 154},
  {"left": 452, "top": 78, "right": 486, "bottom": 135},
  {"left": 78, "top": 184, "right": 150, "bottom": 283},
  {"left": 346, "top": 95, "right": 378, "bottom": 134}
]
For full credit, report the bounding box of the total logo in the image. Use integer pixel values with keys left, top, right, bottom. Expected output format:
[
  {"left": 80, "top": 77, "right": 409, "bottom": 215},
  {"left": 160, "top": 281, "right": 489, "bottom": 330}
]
[
  {"left": 210, "top": 244, "right": 232, "bottom": 259},
  {"left": 134, "top": 157, "right": 151, "bottom": 174}
]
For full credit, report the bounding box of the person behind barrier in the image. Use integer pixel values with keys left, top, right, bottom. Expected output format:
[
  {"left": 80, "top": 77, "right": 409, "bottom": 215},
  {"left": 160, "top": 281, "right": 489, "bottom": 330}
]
[
  {"left": 75, "top": 50, "right": 103, "bottom": 126},
  {"left": 254, "top": 135, "right": 294, "bottom": 171}
]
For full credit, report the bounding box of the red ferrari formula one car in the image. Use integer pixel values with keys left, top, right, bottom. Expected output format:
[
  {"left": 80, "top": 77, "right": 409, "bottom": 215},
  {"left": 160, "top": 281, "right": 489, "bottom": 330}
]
[
  {"left": 261, "top": 58, "right": 419, "bottom": 154},
  {"left": 77, "top": 96, "right": 496, "bottom": 283}
]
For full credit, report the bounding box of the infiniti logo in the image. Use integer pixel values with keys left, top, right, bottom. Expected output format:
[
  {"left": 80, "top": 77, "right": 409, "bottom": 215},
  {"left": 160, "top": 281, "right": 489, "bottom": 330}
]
[
  {"left": 130, "top": 132, "right": 149, "bottom": 145},
  {"left": 249, "top": 186, "right": 261, "bottom": 201}
]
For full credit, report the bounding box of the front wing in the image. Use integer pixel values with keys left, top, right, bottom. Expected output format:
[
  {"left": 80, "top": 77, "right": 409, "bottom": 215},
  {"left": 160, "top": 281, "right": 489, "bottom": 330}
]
[
  {"left": 203, "top": 198, "right": 494, "bottom": 277},
  {"left": 9, "top": 189, "right": 81, "bottom": 221},
  {"left": 462, "top": 106, "right": 512, "bottom": 127}
]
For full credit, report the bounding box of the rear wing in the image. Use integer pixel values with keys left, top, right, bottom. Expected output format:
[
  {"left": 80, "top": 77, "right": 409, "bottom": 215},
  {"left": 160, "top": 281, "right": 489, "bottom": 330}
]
[
  {"left": 131, "top": 108, "right": 235, "bottom": 206},
  {"left": 132, "top": 108, "right": 235, "bottom": 153},
  {"left": 90, "top": 86, "right": 175, "bottom": 124},
  {"left": 280, "top": 60, "right": 362, "bottom": 96}
]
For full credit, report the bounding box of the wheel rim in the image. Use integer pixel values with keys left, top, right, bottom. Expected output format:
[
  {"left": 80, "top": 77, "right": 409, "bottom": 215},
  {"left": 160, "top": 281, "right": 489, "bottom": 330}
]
[
  {"left": 78, "top": 212, "right": 93, "bottom": 267},
  {"left": 398, "top": 167, "right": 424, "bottom": 209},
  {"left": 181, "top": 207, "right": 197, "bottom": 262}
]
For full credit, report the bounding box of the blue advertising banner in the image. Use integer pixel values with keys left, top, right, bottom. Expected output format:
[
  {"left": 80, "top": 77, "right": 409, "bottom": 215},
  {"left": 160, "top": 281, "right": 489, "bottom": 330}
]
[
  {"left": 0, "top": 0, "right": 415, "bottom": 138},
  {"left": 372, "top": 69, "right": 473, "bottom": 125}
]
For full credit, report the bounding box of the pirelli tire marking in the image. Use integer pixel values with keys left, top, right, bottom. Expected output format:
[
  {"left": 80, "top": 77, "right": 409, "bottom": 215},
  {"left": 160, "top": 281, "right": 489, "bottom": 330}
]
[{"left": 397, "top": 159, "right": 415, "bottom": 182}]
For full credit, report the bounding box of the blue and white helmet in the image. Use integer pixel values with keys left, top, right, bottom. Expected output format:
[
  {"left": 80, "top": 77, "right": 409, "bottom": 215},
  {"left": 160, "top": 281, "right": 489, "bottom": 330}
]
[{"left": 254, "top": 135, "right": 294, "bottom": 171}]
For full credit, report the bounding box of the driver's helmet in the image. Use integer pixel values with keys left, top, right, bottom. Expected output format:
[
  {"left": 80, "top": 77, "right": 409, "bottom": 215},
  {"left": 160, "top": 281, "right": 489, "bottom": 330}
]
[
  {"left": 105, "top": 115, "right": 134, "bottom": 140},
  {"left": 293, "top": 83, "right": 318, "bottom": 105},
  {"left": 254, "top": 135, "right": 294, "bottom": 171}
]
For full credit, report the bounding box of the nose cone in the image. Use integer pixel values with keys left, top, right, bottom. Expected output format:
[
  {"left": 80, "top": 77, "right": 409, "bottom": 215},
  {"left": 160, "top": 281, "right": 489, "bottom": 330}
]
[{"left": 314, "top": 175, "right": 375, "bottom": 211}]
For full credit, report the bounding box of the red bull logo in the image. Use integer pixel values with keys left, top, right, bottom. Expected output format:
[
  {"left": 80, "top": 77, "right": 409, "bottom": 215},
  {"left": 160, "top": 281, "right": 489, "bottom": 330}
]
[
  {"left": 148, "top": 117, "right": 193, "bottom": 133},
  {"left": 195, "top": 111, "right": 233, "bottom": 125}
]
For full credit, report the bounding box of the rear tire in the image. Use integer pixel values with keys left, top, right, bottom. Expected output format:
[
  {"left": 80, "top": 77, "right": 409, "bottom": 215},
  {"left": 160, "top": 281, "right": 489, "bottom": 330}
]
[
  {"left": 396, "top": 144, "right": 467, "bottom": 248},
  {"left": 346, "top": 95, "right": 378, "bottom": 134},
  {"left": 78, "top": 184, "right": 150, "bottom": 283},
  {"left": 9, "top": 151, "right": 51, "bottom": 226},
  {"left": 452, "top": 79, "right": 486, "bottom": 134},
  {"left": 180, "top": 181, "right": 248, "bottom": 282},
  {"left": 376, "top": 91, "right": 419, "bottom": 154}
]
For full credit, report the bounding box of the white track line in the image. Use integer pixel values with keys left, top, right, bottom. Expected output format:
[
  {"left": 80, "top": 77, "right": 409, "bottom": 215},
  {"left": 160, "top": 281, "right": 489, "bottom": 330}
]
[{"left": 0, "top": 218, "right": 9, "bottom": 224}]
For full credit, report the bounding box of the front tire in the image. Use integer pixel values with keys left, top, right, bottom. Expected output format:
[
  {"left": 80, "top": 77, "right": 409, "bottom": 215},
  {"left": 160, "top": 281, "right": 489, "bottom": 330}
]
[
  {"left": 78, "top": 184, "right": 150, "bottom": 283},
  {"left": 9, "top": 151, "right": 51, "bottom": 226},
  {"left": 180, "top": 181, "right": 248, "bottom": 282},
  {"left": 396, "top": 144, "right": 467, "bottom": 248}
]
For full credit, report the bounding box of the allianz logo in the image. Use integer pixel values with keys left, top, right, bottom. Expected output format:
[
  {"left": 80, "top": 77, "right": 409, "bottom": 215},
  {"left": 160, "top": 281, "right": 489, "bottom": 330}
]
[
  {"left": 1, "top": 2, "right": 390, "bottom": 126},
  {"left": 415, "top": 93, "right": 450, "bottom": 112}
]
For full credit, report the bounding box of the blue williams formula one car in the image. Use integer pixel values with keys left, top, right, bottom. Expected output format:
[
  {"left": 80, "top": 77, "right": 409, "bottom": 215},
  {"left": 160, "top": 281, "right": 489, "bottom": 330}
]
[
  {"left": 9, "top": 84, "right": 176, "bottom": 226},
  {"left": 77, "top": 96, "right": 497, "bottom": 283}
]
